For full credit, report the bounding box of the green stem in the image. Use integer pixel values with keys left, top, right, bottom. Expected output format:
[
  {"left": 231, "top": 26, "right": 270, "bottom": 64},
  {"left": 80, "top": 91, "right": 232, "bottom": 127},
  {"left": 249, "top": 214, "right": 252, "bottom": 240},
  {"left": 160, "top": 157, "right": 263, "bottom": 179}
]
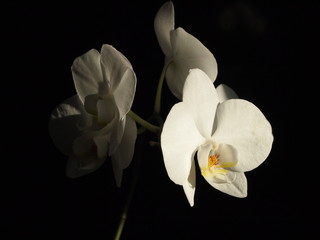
[
  {"left": 114, "top": 181, "right": 135, "bottom": 240},
  {"left": 154, "top": 59, "right": 173, "bottom": 114},
  {"left": 114, "top": 134, "right": 145, "bottom": 240},
  {"left": 128, "top": 110, "right": 160, "bottom": 133},
  {"left": 114, "top": 213, "right": 126, "bottom": 240},
  {"left": 113, "top": 163, "right": 140, "bottom": 240},
  {"left": 137, "top": 127, "right": 147, "bottom": 135}
]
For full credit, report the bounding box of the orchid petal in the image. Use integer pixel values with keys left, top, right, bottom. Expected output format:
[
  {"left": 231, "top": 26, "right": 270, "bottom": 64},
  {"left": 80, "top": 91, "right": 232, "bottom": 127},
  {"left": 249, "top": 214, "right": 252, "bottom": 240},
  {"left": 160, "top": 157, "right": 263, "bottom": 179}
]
[
  {"left": 71, "top": 49, "right": 103, "bottom": 103},
  {"left": 93, "top": 135, "right": 109, "bottom": 159},
  {"left": 182, "top": 159, "right": 196, "bottom": 207},
  {"left": 212, "top": 99, "right": 273, "bottom": 172},
  {"left": 94, "top": 117, "right": 117, "bottom": 158},
  {"left": 166, "top": 28, "right": 218, "bottom": 99},
  {"left": 154, "top": 1, "right": 175, "bottom": 57},
  {"left": 72, "top": 128, "right": 108, "bottom": 161},
  {"left": 67, "top": 132, "right": 106, "bottom": 178},
  {"left": 72, "top": 132, "right": 96, "bottom": 157},
  {"left": 66, "top": 155, "right": 105, "bottom": 178},
  {"left": 216, "top": 84, "right": 238, "bottom": 102},
  {"left": 216, "top": 144, "right": 238, "bottom": 168},
  {"left": 49, "top": 95, "right": 88, "bottom": 155},
  {"left": 109, "top": 116, "right": 125, "bottom": 156},
  {"left": 100, "top": 44, "right": 133, "bottom": 93},
  {"left": 111, "top": 157, "right": 123, "bottom": 188},
  {"left": 161, "top": 102, "right": 204, "bottom": 185},
  {"left": 207, "top": 171, "right": 247, "bottom": 198},
  {"left": 183, "top": 69, "right": 220, "bottom": 138},
  {"left": 111, "top": 116, "right": 137, "bottom": 187},
  {"left": 113, "top": 68, "right": 136, "bottom": 119}
]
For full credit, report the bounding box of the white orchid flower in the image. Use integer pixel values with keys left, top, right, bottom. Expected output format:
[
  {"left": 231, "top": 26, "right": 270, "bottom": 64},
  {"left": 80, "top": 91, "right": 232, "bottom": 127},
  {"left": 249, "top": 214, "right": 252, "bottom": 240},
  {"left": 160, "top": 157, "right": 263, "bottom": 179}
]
[
  {"left": 161, "top": 69, "right": 273, "bottom": 206},
  {"left": 49, "top": 44, "right": 137, "bottom": 187},
  {"left": 154, "top": 1, "right": 218, "bottom": 100}
]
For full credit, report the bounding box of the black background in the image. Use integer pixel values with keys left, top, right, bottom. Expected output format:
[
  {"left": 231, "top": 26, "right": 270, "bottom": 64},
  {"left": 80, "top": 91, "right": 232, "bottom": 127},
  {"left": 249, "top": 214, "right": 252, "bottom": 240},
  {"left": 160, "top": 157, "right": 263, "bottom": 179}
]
[{"left": 4, "top": 0, "right": 318, "bottom": 239}]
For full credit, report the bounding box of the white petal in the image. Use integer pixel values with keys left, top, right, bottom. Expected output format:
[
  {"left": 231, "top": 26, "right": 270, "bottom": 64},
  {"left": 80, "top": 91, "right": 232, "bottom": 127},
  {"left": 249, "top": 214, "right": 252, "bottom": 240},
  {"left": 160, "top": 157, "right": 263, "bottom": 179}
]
[
  {"left": 72, "top": 132, "right": 97, "bottom": 157},
  {"left": 73, "top": 126, "right": 110, "bottom": 161},
  {"left": 166, "top": 28, "right": 217, "bottom": 99},
  {"left": 154, "top": 1, "right": 175, "bottom": 57},
  {"left": 67, "top": 132, "right": 106, "bottom": 178},
  {"left": 109, "top": 115, "right": 125, "bottom": 156},
  {"left": 216, "top": 144, "right": 238, "bottom": 168},
  {"left": 100, "top": 44, "right": 133, "bottom": 93},
  {"left": 93, "top": 135, "right": 109, "bottom": 159},
  {"left": 49, "top": 95, "right": 88, "bottom": 155},
  {"left": 88, "top": 115, "right": 120, "bottom": 158},
  {"left": 66, "top": 155, "right": 105, "bottom": 178},
  {"left": 113, "top": 68, "right": 137, "bottom": 119},
  {"left": 182, "top": 159, "right": 196, "bottom": 207},
  {"left": 212, "top": 99, "right": 273, "bottom": 172},
  {"left": 93, "top": 104, "right": 123, "bottom": 157},
  {"left": 111, "top": 116, "right": 137, "bottom": 187},
  {"left": 97, "top": 96, "right": 116, "bottom": 125},
  {"left": 71, "top": 49, "right": 103, "bottom": 103},
  {"left": 161, "top": 102, "right": 204, "bottom": 185},
  {"left": 183, "top": 69, "right": 220, "bottom": 138},
  {"left": 216, "top": 84, "right": 238, "bottom": 102},
  {"left": 111, "top": 157, "right": 123, "bottom": 188},
  {"left": 208, "top": 172, "right": 247, "bottom": 198}
]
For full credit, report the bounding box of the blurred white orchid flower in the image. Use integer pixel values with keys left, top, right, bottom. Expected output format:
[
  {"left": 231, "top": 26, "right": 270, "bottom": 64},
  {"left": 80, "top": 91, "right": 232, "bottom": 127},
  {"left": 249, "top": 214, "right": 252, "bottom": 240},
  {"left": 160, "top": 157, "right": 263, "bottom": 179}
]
[
  {"left": 49, "top": 44, "right": 137, "bottom": 187},
  {"left": 154, "top": 1, "right": 218, "bottom": 100}
]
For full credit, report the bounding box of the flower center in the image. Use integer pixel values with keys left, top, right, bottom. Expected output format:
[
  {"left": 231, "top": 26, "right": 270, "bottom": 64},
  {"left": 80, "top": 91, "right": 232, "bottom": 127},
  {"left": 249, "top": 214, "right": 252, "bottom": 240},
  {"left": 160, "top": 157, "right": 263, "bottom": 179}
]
[
  {"left": 199, "top": 142, "right": 238, "bottom": 183},
  {"left": 201, "top": 153, "right": 228, "bottom": 178},
  {"left": 208, "top": 154, "right": 219, "bottom": 168}
]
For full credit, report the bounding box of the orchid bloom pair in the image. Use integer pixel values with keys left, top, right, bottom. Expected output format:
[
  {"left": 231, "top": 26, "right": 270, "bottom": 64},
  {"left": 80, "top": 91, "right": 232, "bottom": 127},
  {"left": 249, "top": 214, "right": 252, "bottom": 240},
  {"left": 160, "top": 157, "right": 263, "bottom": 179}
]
[{"left": 49, "top": 1, "right": 273, "bottom": 207}]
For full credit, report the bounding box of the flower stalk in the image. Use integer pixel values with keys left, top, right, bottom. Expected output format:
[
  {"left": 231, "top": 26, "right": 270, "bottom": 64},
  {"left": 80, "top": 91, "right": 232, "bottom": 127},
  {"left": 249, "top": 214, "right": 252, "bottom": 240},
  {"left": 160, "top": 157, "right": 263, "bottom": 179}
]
[
  {"left": 128, "top": 110, "right": 160, "bottom": 133},
  {"left": 114, "top": 177, "right": 136, "bottom": 240},
  {"left": 114, "top": 59, "right": 173, "bottom": 239},
  {"left": 154, "top": 59, "right": 173, "bottom": 114},
  {"left": 114, "top": 133, "right": 145, "bottom": 240}
]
